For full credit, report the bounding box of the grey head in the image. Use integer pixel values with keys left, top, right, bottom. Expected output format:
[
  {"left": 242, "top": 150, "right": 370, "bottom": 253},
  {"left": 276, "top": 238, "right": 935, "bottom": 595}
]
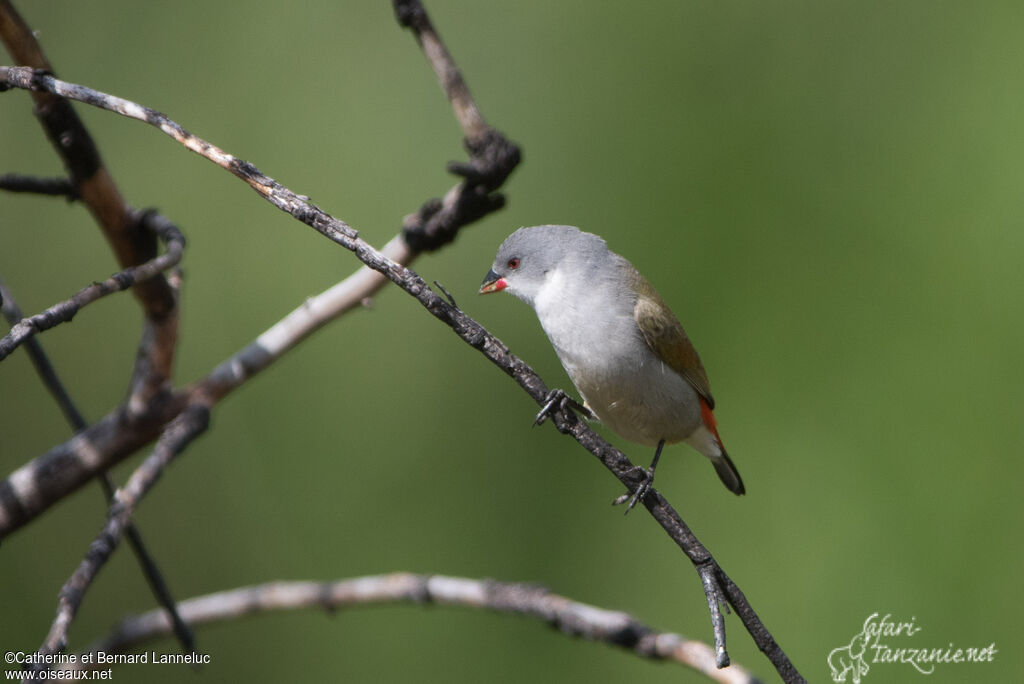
[{"left": 479, "top": 225, "right": 611, "bottom": 305}]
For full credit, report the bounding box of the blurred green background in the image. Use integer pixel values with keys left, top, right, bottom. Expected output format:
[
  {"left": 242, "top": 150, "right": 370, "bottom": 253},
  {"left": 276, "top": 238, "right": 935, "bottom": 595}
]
[{"left": 2, "top": 1, "right": 1022, "bottom": 682}]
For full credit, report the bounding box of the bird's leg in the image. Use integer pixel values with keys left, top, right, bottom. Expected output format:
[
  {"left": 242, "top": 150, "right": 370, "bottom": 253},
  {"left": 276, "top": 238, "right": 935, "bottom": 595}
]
[
  {"left": 534, "top": 388, "right": 592, "bottom": 426},
  {"left": 613, "top": 439, "right": 665, "bottom": 513}
]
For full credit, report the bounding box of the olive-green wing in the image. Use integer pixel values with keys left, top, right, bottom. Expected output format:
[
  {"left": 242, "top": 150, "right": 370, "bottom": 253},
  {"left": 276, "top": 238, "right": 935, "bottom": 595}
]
[{"left": 628, "top": 267, "right": 715, "bottom": 408}]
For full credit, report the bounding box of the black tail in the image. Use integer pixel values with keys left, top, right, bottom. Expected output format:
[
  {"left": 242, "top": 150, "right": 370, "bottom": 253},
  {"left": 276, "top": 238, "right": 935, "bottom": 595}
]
[{"left": 711, "top": 449, "right": 745, "bottom": 495}]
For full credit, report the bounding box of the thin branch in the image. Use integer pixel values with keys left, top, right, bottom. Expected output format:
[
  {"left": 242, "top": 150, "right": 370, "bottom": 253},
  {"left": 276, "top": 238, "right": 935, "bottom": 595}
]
[
  {"left": 0, "top": 209, "right": 184, "bottom": 362},
  {"left": 0, "top": 173, "right": 76, "bottom": 198},
  {"left": 699, "top": 563, "right": 729, "bottom": 666},
  {"left": 394, "top": 0, "right": 487, "bottom": 140},
  {"left": 0, "top": 399, "right": 183, "bottom": 537},
  {"left": 123, "top": 213, "right": 184, "bottom": 411},
  {"left": 193, "top": 235, "right": 414, "bottom": 403},
  {"left": 0, "top": 280, "right": 89, "bottom": 429},
  {"left": 34, "top": 404, "right": 210, "bottom": 661},
  {"left": 0, "top": 278, "right": 196, "bottom": 656},
  {"left": 394, "top": 0, "right": 520, "bottom": 252},
  {"left": 100, "top": 477, "right": 196, "bottom": 656},
  {"left": 0, "top": 66, "right": 359, "bottom": 246},
  {"left": 67, "top": 574, "right": 762, "bottom": 684}
]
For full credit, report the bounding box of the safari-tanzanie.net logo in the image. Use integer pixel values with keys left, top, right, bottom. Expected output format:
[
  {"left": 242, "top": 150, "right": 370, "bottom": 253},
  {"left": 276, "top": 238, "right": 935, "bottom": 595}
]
[{"left": 827, "top": 613, "right": 996, "bottom": 682}]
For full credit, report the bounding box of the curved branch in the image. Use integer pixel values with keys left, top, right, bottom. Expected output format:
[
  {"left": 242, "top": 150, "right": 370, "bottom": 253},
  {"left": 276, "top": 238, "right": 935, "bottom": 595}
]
[
  {"left": 394, "top": 0, "right": 487, "bottom": 140},
  {"left": 193, "top": 235, "right": 414, "bottom": 403},
  {"left": 392, "top": 0, "right": 521, "bottom": 252},
  {"left": 69, "top": 574, "right": 761, "bottom": 684},
  {"left": 0, "top": 209, "right": 184, "bottom": 362},
  {"left": 0, "top": 281, "right": 89, "bottom": 429}
]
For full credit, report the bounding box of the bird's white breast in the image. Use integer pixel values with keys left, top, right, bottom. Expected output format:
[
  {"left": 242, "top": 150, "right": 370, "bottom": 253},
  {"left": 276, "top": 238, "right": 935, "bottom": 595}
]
[{"left": 532, "top": 266, "right": 702, "bottom": 447}]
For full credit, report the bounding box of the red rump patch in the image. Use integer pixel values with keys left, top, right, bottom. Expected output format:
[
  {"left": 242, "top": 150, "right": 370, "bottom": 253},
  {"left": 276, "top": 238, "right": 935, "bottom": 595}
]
[{"left": 699, "top": 397, "right": 722, "bottom": 441}]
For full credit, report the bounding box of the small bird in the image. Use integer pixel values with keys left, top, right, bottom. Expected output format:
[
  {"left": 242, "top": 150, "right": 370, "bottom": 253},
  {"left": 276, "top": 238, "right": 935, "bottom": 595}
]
[{"left": 479, "top": 225, "right": 744, "bottom": 508}]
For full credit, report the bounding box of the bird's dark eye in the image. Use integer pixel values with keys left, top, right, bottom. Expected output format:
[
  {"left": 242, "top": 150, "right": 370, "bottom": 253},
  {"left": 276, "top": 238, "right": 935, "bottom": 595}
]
[{"left": 507, "top": 257, "right": 520, "bottom": 270}]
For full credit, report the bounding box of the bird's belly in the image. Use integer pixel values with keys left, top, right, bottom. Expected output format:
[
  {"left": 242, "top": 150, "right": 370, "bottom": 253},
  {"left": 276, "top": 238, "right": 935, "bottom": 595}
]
[{"left": 567, "top": 353, "right": 703, "bottom": 448}]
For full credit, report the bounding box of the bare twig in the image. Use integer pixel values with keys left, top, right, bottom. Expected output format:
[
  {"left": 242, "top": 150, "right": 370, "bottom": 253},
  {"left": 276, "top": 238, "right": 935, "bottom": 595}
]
[
  {"left": 104, "top": 479, "right": 196, "bottom": 657},
  {"left": 0, "top": 66, "right": 358, "bottom": 245},
  {"left": 0, "top": 280, "right": 89, "bottom": 429},
  {"left": 699, "top": 563, "right": 729, "bottom": 666},
  {"left": 0, "top": 173, "right": 76, "bottom": 198},
  {"left": 0, "top": 399, "right": 183, "bottom": 536},
  {"left": 194, "top": 235, "right": 414, "bottom": 403},
  {"left": 0, "top": 69, "right": 802, "bottom": 682},
  {"left": 0, "top": 209, "right": 184, "bottom": 362},
  {"left": 122, "top": 212, "right": 184, "bottom": 412},
  {"left": 34, "top": 404, "right": 210, "bottom": 662},
  {"left": 394, "top": 0, "right": 486, "bottom": 139},
  {"left": 69, "top": 574, "right": 762, "bottom": 684},
  {"left": 393, "top": 0, "right": 520, "bottom": 252}
]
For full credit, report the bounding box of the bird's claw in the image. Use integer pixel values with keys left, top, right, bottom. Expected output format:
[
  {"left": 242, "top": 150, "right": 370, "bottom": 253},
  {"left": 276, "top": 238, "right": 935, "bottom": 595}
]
[
  {"left": 534, "top": 389, "right": 592, "bottom": 426},
  {"left": 534, "top": 389, "right": 569, "bottom": 426},
  {"left": 612, "top": 466, "right": 654, "bottom": 514}
]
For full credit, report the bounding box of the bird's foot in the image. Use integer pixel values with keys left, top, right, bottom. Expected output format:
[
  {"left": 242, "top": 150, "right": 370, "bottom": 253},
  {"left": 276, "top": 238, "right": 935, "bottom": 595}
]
[
  {"left": 534, "top": 389, "right": 591, "bottom": 426},
  {"left": 612, "top": 465, "right": 655, "bottom": 514}
]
